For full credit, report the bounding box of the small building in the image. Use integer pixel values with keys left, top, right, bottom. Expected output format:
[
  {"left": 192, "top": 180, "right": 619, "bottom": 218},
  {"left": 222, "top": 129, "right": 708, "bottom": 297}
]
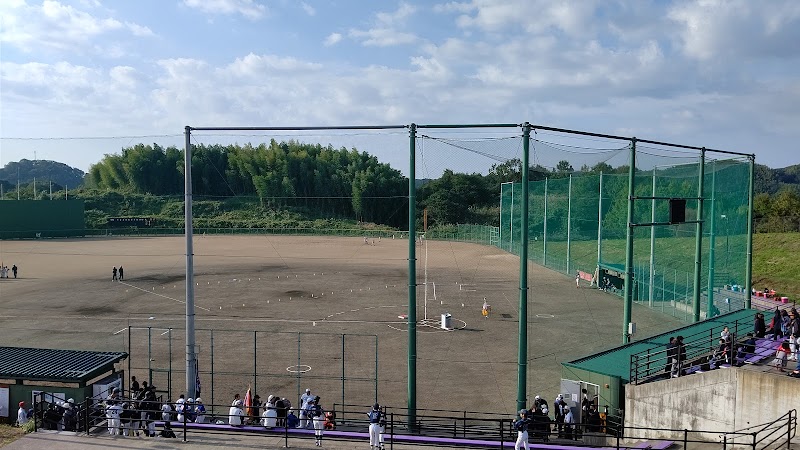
[{"left": 0, "top": 347, "right": 127, "bottom": 422}]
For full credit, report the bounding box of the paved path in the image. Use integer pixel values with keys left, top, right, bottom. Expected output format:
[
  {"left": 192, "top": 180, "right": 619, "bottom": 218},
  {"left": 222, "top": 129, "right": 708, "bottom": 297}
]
[{"left": 2, "top": 430, "right": 439, "bottom": 450}]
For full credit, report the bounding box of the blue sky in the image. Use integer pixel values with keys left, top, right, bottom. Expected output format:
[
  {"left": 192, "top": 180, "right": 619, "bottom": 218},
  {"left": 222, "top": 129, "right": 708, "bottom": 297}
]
[{"left": 1, "top": 0, "right": 799, "bottom": 174}]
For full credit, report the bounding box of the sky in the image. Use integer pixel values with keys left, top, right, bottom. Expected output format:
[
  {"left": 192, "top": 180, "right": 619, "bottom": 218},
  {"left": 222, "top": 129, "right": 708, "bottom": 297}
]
[{"left": 1, "top": 0, "right": 799, "bottom": 175}]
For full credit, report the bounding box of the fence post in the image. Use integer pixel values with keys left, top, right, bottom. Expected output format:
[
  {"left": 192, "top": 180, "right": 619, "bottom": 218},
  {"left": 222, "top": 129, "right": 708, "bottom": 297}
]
[
  {"left": 616, "top": 426, "right": 620, "bottom": 450},
  {"left": 752, "top": 432, "right": 757, "bottom": 450},
  {"left": 463, "top": 410, "right": 467, "bottom": 438},
  {"left": 284, "top": 416, "right": 289, "bottom": 448},
  {"left": 33, "top": 393, "right": 38, "bottom": 432},
  {"left": 390, "top": 412, "right": 394, "bottom": 450},
  {"left": 500, "top": 418, "right": 504, "bottom": 450},
  {"left": 684, "top": 429, "right": 688, "bottom": 449},
  {"left": 787, "top": 410, "right": 792, "bottom": 450},
  {"left": 723, "top": 434, "right": 727, "bottom": 450}
]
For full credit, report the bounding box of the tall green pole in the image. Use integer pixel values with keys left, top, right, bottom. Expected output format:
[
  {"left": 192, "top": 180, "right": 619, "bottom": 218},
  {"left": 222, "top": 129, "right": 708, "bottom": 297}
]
[
  {"left": 407, "top": 123, "right": 417, "bottom": 426},
  {"left": 707, "top": 160, "right": 717, "bottom": 316},
  {"left": 649, "top": 169, "right": 656, "bottom": 308},
  {"left": 623, "top": 139, "right": 636, "bottom": 344},
  {"left": 744, "top": 156, "right": 755, "bottom": 309},
  {"left": 566, "top": 174, "right": 572, "bottom": 274},
  {"left": 543, "top": 178, "right": 548, "bottom": 265},
  {"left": 692, "top": 150, "right": 706, "bottom": 322},
  {"left": 517, "top": 123, "right": 531, "bottom": 412},
  {"left": 597, "top": 173, "right": 603, "bottom": 273}
]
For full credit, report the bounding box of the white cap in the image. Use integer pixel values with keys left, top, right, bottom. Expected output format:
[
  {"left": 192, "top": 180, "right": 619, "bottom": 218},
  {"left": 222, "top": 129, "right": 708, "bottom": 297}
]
[
  {"left": 195, "top": 398, "right": 202, "bottom": 403},
  {"left": 534, "top": 395, "right": 540, "bottom": 400},
  {"left": 306, "top": 389, "right": 311, "bottom": 393}
]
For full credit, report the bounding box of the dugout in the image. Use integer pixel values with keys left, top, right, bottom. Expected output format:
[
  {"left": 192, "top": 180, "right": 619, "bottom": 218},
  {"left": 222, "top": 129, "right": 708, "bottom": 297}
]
[
  {"left": 0, "top": 347, "right": 127, "bottom": 423},
  {"left": 0, "top": 200, "right": 85, "bottom": 239}
]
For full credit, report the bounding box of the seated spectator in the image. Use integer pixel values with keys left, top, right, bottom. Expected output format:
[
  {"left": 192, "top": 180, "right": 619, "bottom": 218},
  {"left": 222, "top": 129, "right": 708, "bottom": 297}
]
[
  {"left": 194, "top": 398, "right": 206, "bottom": 424},
  {"left": 229, "top": 400, "right": 244, "bottom": 426},
  {"left": 160, "top": 421, "right": 177, "bottom": 438},
  {"left": 286, "top": 409, "right": 299, "bottom": 429},
  {"left": 710, "top": 338, "right": 729, "bottom": 368},
  {"left": 736, "top": 333, "right": 757, "bottom": 363}
]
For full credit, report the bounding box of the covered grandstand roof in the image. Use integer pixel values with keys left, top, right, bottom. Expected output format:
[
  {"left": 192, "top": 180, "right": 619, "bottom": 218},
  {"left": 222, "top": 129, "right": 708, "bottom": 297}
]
[
  {"left": 562, "top": 308, "right": 757, "bottom": 382},
  {"left": 0, "top": 347, "right": 127, "bottom": 383}
]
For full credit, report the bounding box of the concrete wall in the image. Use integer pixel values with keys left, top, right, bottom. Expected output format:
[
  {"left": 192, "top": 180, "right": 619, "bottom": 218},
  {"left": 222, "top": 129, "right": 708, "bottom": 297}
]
[{"left": 625, "top": 367, "right": 799, "bottom": 442}]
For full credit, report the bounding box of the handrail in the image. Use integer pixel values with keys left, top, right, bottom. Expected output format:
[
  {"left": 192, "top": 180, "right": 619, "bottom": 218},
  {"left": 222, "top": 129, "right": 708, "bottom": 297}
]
[{"left": 630, "top": 311, "right": 757, "bottom": 384}]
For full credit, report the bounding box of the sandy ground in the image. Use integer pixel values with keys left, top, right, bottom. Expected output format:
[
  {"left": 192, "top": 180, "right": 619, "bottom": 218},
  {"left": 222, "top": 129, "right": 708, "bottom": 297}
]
[{"left": 0, "top": 235, "right": 681, "bottom": 417}]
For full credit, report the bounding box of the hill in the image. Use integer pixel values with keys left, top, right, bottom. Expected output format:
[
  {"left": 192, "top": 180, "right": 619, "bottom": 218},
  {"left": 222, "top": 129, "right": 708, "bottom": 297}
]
[{"left": 0, "top": 159, "right": 85, "bottom": 189}]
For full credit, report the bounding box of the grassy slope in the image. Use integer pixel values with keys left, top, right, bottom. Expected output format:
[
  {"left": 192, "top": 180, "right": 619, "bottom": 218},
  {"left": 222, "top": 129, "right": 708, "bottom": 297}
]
[
  {"left": 0, "top": 424, "right": 24, "bottom": 447},
  {"left": 752, "top": 233, "right": 800, "bottom": 301}
]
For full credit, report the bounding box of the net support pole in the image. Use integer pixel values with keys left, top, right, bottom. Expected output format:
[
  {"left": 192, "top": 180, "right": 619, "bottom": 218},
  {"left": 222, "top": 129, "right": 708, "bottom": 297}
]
[
  {"left": 407, "top": 123, "right": 418, "bottom": 427},
  {"left": 707, "top": 161, "right": 717, "bottom": 316},
  {"left": 597, "top": 172, "right": 603, "bottom": 274},
  {"left": 744, "top": 156, "right": 755, "bottom": 309},
  {"left": 543, "top": 177, "right": 548, "bottom": 265},
  {"left": 184, "top": 125, "right": 197, "bottom": 399},
  {"left": 649, "top": 169, "right": 656, "bottom": 308},
  {"left": 517, "top": 122, "right": 531, "bottom": 412},
  {"left": 566, "top": 174, "right": 572, "bottom": 274},
  {"left": 692, "top": 149, "right": 706, "bottom": 322},
  {"left": 623, "top": 139, "right": 636, "bottom": 344}
]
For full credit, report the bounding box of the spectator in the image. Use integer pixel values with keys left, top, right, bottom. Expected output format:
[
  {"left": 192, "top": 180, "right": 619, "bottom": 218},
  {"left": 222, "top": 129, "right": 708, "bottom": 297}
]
[
  {"left": 261, "top": 401, "right": 277, "bottom": 428},
  {"left": 11, "top": 264, "right": 17, "bottom": 278},
  {"left": 774, "top": 341, "right": 791, "bottom": 372},
  {"left": 586, "top": 404, "right": 602, "bottom": 433},
  {"left": 563, "top": 405, "right": 575, "bottom": 440},
  {"left": 17, "top": 401, "right": 29, "bottom": 426},
  {"left": 161, "top": 400, "right": 173, "bottom": 422},
  {"left": 229, "top": 399, "right": 244, "bottom": 426},
  {"left": 736, "top": 333, "right": 757, "bottom": 364},
  {"left": 130, "top": 376, "right": 140, "bottom": 398},
  {"left": 530, "top": 406, "right": 550, "bottom": 442},
  {"left": 194, "top": 398, "right": 206, "bottom": 424},
  {"left": 62, "top": 402, "right": 77, "bottom": 432},
  {"left": 275, "top": 397, "right": 286, "bottom": 427},
  {"left": 672, "top": 336, "right": 686, "bottom": 378},
  {"left": 710, "top": 338, "right": 729, "bottom": 368},
  {"left": 771, "top": 308, "right": 783, "bottom": 340},
  {"left": 553, "top": 394, "right": 567, "bottom": 438},
  {"left": 286, "top": 409, "right": 299, "bottom": 429},
  {"left": 754, "top": 313, "right": 767, "bottom": 338}
]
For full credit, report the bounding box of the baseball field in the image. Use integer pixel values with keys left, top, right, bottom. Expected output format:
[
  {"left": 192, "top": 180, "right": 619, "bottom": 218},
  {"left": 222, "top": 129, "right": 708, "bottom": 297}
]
[{"left": 0, "top": 235, "right": 682, "bottom": 417}]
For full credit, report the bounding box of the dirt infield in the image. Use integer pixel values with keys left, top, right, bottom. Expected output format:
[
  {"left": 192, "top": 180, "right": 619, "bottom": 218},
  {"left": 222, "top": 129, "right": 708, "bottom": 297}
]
[{"left": 0, "top": 235, "right": 681, "bottom": 416}]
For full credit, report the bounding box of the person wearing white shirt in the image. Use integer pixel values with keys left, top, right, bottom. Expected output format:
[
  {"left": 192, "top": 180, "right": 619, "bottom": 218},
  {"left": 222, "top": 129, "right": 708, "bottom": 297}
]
[
  {"left": 229, "top": 399, "right": 244, "bottom": 426},
  {"left": 17, "top": 402, "right": 28, "bottom": 426}
]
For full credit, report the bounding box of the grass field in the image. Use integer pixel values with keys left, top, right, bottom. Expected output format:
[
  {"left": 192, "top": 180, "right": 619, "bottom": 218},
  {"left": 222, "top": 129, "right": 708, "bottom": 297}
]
[{"left": 0, "top": 235, "right": 684, "bottom": 418}]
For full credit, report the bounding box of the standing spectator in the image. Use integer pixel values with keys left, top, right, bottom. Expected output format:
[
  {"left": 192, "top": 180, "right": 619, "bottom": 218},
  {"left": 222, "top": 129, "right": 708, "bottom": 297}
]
[
  {"left": 11, "top": 264, "right": 17, "bottom": 278},
  {"left": 553, "top": 394, "right": 566, "bottom": 438},
  {"left": 563, "top": 405, "right": 575, "bottom": 440},
  {"left": 672, "top": 336, "right": 686, "bottom": 378},
  {"left": 781, "top": 310, "right": 791, "bottom": 339},
  {"left": 17, "top": 401, "right": 29, "bottom": 426},
  {"left": 665, "top": 337, "right": 676, "bottom": 374},
  {"left": 299, "top": 389, "right": 313, "bottom": 428},
  {"left": 311, "top": 396, "right": 325, "bottom": 447},
  {"left": 130, "top": 376, "right": 141, "bottom": 398},
  {"left": 107, "top": 401, "right": 122, "bottom": 435},
  {"left": 513, "top": 409, "right": 529, "bottom": 450},
  {"left": 754, "top": 313, "right": 767, "bottom": 338},
  {"left": 118, "top": 266, "right": 124, "bottom": 281},
  {"left": 62, "top": 402, "right": 77, "bottom": 432},
  {"left": 774, "top": 341, "right": 791, "bottom": 372},
  {"left": 575, "top": 271, "right": 580, "bottom": 288},
  {"left": 771, "top": 307, "right": 783, "bottom": 340},
  {"left": 112, "top": 266, "right": 118, "bottom": 281},
  {"left": 275, "top": 397, "right": 286, "bottom": 427},
  {"left": 229, "top": 400, "right": 244, "bottom": 426},
  {"left": 367, "top": 403, "right": 383, "bottom": 450},
  {"left": 175, "top": 395, "right": 186, "bottom": 423}
]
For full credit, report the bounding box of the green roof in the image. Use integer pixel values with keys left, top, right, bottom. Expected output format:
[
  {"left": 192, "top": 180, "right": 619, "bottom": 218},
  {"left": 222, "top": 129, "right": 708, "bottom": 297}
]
[
  {"left": 562, "top": 308, "right": 757, "bottom": 382},
  {"left": 0, "top": 347, "right": 127, "bottom": 383}
]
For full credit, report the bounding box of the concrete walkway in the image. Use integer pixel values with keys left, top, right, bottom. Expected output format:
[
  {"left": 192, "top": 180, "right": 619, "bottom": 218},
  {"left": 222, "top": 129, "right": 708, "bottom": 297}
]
[{"left": 2, "top": 430, "right": 444, "bottom": 450}]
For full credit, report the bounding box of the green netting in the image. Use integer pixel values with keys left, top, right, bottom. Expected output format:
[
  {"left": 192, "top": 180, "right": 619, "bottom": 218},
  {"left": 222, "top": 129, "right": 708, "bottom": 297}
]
[{"left": 499, "top": 155, "right": 751, "bottom": 323}]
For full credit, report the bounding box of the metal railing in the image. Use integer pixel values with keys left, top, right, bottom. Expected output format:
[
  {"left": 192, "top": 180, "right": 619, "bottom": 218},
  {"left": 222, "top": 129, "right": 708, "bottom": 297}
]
[
  {"left": 721, "top": 409, "right": 796, "bottom": 450},
  {"left": 630, "top": 312, "right": 756, "bottom": 384}
]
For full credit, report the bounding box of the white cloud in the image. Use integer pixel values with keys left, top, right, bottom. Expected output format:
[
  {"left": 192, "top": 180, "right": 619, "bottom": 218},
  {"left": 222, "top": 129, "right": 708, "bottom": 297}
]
[
  {"left": 0, "top": 0, "right": 153, "bottom": 54},
  {"left": 182, "top": 0, "right": 266, "bottom": 20},
  {"left": 300, "top": 2, "right": 315, "bottom": 16},
  {"left": 668, "top": 0, "right": 800, "bottom": 60},
  {"left": 349, "top": 2, "right": 419, "bottom": 47},
  {"left": 348, "top": 28, "right": 417, "bottom": 47},
  {"left": 324, "top": 33, "right": 342, "bottom": 47}
]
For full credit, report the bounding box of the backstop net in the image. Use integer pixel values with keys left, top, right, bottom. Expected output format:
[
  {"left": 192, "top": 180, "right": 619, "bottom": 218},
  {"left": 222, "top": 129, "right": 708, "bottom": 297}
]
[{"left": 499, "top": 136, "right": 751, "bottom": 322}]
